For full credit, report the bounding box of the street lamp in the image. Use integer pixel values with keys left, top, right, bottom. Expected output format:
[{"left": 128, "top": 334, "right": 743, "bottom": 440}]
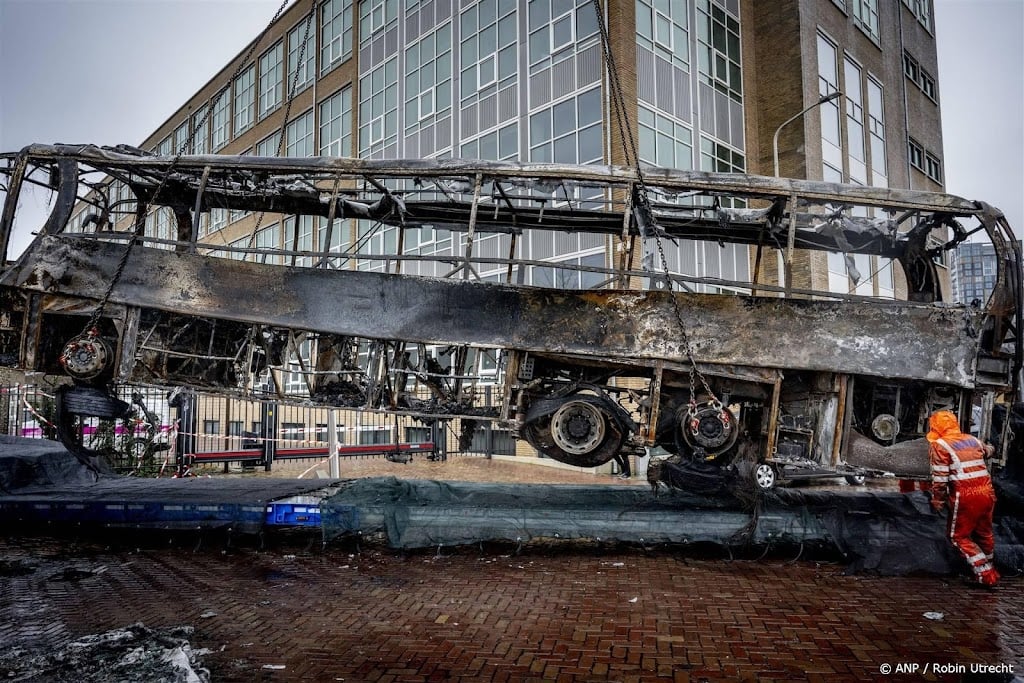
[{"left": 772, "top": 91, "right": 843, "bottom": 177}]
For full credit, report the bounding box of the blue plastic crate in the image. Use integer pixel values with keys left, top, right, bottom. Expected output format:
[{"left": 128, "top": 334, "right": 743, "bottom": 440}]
[{"left": 265, "top": 502, "right": 322, "bottom": 527}]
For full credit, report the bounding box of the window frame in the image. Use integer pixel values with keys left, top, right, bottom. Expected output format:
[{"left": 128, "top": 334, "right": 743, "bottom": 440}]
[{"left": 258, "top": 40, "right": 285, "bottom": 121}]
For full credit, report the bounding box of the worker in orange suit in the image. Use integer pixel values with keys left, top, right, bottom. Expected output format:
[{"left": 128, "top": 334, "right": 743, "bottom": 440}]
[{"left": 927, "top": 409, "right": 999, "bottom": 587}]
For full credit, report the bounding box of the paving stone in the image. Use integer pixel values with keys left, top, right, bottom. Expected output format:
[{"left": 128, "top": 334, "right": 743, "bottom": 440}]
[{"left": 2, "top": 459, "right": 1022, "bottom": 681}]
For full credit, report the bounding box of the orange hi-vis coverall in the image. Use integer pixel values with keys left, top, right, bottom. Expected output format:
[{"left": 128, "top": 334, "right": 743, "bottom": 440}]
[{"left": 927, "top": 410, "right": 999, "bottom": 586}]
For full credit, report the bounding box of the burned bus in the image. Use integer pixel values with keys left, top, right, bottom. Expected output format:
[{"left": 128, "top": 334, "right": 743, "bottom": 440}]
[{"left": 1, "top": 144, "right": 1020, "bottom": 486}]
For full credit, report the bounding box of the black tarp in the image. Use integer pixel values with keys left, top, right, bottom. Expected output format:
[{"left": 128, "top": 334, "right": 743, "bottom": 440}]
[
  {"left": 0, "top": 436, "right": 333, "bottom": 532},
  {"left": 0, "top": 435, "right": 107, "bottom": 492},
  {"left": 320, "top": 470, "right": 1024, "bottom": 576}
]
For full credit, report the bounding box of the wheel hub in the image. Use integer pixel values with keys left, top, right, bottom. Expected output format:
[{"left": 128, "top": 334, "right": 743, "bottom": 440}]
[
  {"left": 551, "top": 400, "right": 606, "bottom": 455},
  {"left": 681, "top": 402, "right": 738, "bottom": 452},
  {"left": 755, "top": 463, "right": 775, "bottom": 489}
]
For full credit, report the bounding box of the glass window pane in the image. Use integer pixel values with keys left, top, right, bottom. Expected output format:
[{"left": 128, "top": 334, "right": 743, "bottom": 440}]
[
  {"left": 552, "top": 15, "right": 572, "bottom": 49},
  {"left": 553, "top": 134, "right": 576, "bottom": 163},
  {"left": 530, "top": 110, "right": 552, "bottom": 142},
  {"left": 578, "top": 124, "right": 601, "bottom": 162},
  {"left": 577, "top": 88, "right": 601, "bottom": 126},
  {"left": 552, "top": 99, "right": 575, "bottom": 137}
]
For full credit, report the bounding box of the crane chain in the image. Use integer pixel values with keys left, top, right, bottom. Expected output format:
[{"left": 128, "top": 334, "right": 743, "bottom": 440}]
[{"left": 590, "top": 0, "right": 721, "bottom": 411}]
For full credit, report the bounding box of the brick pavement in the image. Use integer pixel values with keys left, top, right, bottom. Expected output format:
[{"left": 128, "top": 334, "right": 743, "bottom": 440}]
[
  {"left": 231, "top": 453, "right": 652, "bottom": 486},
  {"left": 2, "top": 531, "right": 1022, "bottom": 682},
  {"left": 3, "top": 457, "right": 1019, "bottom": 682},
  {"left": 214, "top": 452, "right": 882, "bottom": 491}
]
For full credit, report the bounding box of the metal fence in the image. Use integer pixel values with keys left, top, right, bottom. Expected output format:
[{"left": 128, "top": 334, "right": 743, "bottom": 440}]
[{"left": 1, "top": 383, "right": 522, "bottom": 475}]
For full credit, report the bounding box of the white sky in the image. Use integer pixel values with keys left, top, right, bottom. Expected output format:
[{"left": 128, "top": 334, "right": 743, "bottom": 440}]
[{"left": 1, "top": 0, "right": 1021, "bottom": 256}]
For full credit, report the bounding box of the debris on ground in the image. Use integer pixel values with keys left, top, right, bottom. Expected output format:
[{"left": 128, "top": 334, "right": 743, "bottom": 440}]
[{"left": 0, "top": 623, "right": 209, "bottom": 683}]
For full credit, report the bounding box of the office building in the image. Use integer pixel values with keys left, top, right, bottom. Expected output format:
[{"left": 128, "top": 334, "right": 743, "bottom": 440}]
[
  {"left": 106, "top": 0, "right": 946, "bottom": 302},
  {"left": 950, "top": 240, "right": 1023, "bottom": 305}
]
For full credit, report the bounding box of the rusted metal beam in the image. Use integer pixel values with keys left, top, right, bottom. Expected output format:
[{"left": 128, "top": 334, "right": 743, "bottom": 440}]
[
  {"left": 3, "top": 235, "right": 990, "bottom": 389},
  {"left": 13, "top": 144, "right": 985, "bottom": 214}
]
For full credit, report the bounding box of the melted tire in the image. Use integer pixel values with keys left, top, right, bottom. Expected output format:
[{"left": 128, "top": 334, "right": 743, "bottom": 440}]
[{"left": 522, "top": 397, "right": 627, "bottom": 468}]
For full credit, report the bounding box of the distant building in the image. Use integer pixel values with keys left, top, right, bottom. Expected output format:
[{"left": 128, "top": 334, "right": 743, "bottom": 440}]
[{"left": 950, "top": 240, "right": 1023, "bottom": 305}]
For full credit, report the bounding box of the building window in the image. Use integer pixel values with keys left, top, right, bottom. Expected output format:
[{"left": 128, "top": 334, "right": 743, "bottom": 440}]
[
  {"left": 920, "top": 69, "right": 937, "bottom": 102},
  {"left": 903, "top": 51, "right": 938, "bottom": 104},
  {"left": 903, "top": 51, "right": 919, "bottom": 83},
  {"left": 360, "top": 0, "right": 395, "bottom": 36},
  {"left": 460, "top": 1, "right": 513, "bottom": 102},
  {"left": 203, "top": 420, "right": 221, "bottom": 435},
  {"left": 284, "top": 215, "right": 316, "bottom": 266},
  {"left": 527, "top": 0, "right": 599, "bottom": 68},
  {"left": 234, "top": 65, "right": 256, "bottom": 134},
  {"left": 458, "top": 1, "right": 516, "bottom": 158},
  {"left": 319, "top": 86, "right": 353, "bottom": 157},
  {"left": 319, "top": 217, "right": 348, "bottom": 264},
  {"left": 877, "top": 257, "right": 894, "bottom": 298},
  {"left": 158, "top": 136, "right": 172, "bottom": 156},
  {"left": 211, "top": 88, "right": 231, "bottom": 150},
  {"left": 638, "top": 105, "right": 693, "bottom": 170},
  {"left": 406, "top": 21, "right": 453, "bottom": 128},
  {"left": 257, "top": 131, "right": 281, "bottom": 157},
  {"left": 817, "top": 33, "right": 843, "bottom": 175},
  {"left": 866, "top": 76, "right": 887, "bottom": 187},
  {"left": 259, "top": 41, "right": 284, "bottom": 120},
  {"left": 696, "top": 1, "right": 742, "bottom": 102},
  {"left": 191, "top": 106, "right": 208, "bottom": 155},
  {"left": 636, "top": 0, "right": 688, "bottom": 71},
  {"left": 903, "top": 0, "right": 932, "bottom": 32},
  {"left": 255, "top": 223, "right": 280, "bottom": 264},
  {"left": 527, "top": 87, "right": 602, "bottom": 164},
  {"left": 288, "top": 14, "right": 316, "bottom": 92},
  {"left": 200, "top": 208, "right": 229, "bottom": 240},
  {"left": 925, "top": 152, "right": 942, "bottom": 183},
  {"left": 358, "top": 57, "right": 399, "bottom": 158},
  {"left": 908, "top": 138, "right": 924, "bottom": 172},
  {"left": 827, "top": 251, "right": 848, "bottom": 293},
  {"left": 699, "top": 136, "right": 744, "bottom": 173},
  {"left": 844, "top": 58, "right": 866, "bottom": 184},
  {"left": 529, "top": 252, "right": 606, "bottom": 289},
  {"left": 459, "top": 122, "right": 518, "bottom": 162},
  {"left": 285, "top": 109, "right": 315, "bottom": 157},
  {"left": 357, "top": 1, "right": 401, "bottom": 153},
  {"left": 852, "top": 0, "right": 879, "bottom": 41},
  {"left": 173, "top": 121, "right": 189, "bottom": 155},
  {"left": 321, "top": 0, "right": 354, "bottom": 74}
]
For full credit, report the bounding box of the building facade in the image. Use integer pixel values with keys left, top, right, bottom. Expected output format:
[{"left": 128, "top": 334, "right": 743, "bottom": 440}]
[{"left": 113, "top": 0, "right": 944, "bottom": 302}]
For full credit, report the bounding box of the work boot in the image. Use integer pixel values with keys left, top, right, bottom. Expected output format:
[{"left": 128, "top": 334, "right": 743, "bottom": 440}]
[{"left": 979, "top": 568, "right": 1000, "bottom": 587}]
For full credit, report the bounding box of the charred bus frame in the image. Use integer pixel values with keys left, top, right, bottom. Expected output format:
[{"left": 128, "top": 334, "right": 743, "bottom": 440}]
[{"left": 1, "top": 144, "right": 1020, "bottom": 484}]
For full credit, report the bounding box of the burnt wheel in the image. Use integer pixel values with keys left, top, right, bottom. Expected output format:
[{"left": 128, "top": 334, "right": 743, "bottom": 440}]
[
  {"left": 656, "top": 394, "right": 740, "bottom": 460},
  {"left": 551, "top": 400, "right": 606, "bottom": 455},
  {"left": 523, "top": 395, "right": 627, "bottom": 468}
]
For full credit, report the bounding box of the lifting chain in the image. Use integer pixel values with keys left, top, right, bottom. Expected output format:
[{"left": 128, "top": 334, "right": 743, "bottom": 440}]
[{"left": 590, "top": 0, "right": 724, "bottom": 418}]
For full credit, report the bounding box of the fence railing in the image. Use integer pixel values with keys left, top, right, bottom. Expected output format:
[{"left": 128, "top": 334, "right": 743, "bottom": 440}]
[{"left": 1, "top": 383, "right": 524, "bottom": 475}]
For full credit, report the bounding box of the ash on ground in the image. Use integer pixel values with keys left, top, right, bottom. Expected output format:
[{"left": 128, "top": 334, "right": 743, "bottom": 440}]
[{"left": 1, "top": 623, "right": 209, "bottom": 683}]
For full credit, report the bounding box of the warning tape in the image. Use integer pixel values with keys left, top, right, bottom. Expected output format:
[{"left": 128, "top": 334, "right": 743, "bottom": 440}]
[{"left": 21, "top": 396, "right": 55, "bottom": 430}]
